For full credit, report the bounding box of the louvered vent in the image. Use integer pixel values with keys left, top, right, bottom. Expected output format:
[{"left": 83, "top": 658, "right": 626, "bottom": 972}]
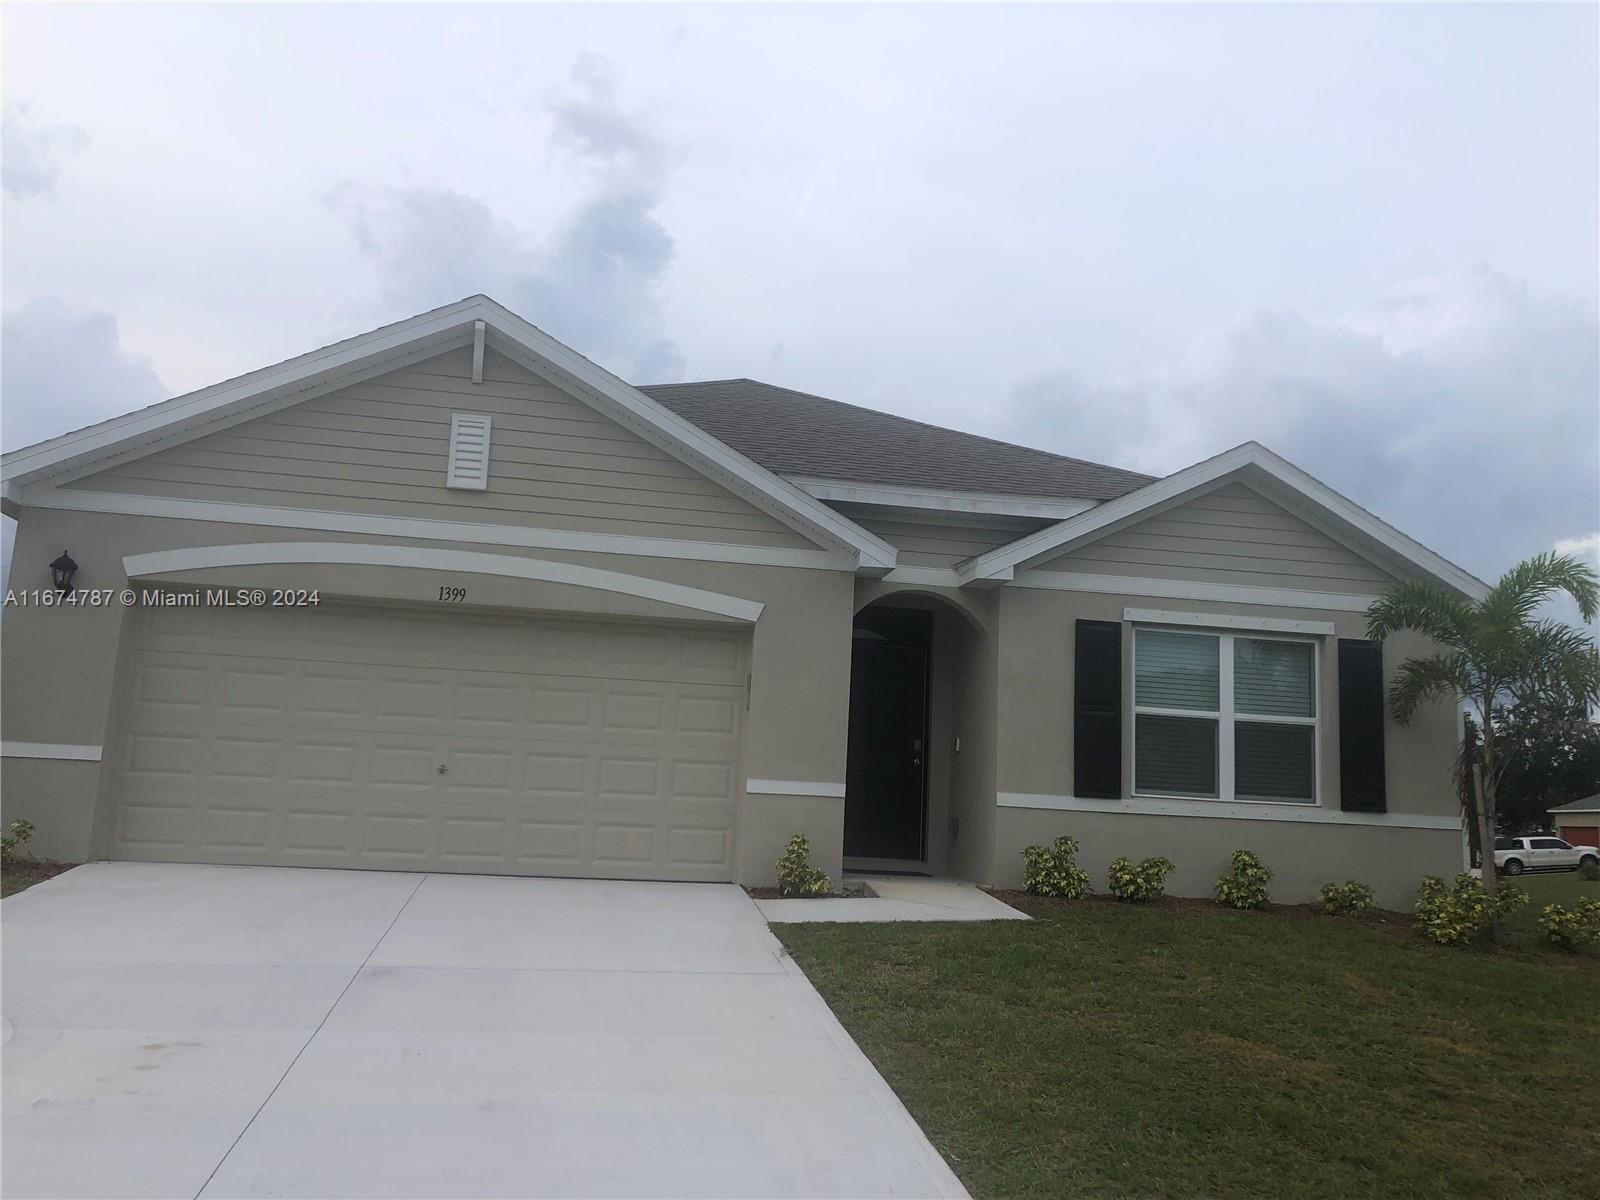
[{"left": 446, "top": 414, "right": 492, "bottom": 490}]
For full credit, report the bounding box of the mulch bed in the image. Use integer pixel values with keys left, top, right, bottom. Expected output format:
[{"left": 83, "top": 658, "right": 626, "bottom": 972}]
[
  {"left": 1, "top": 859, "right": 79, "bottom": 898},
  {"left": 985, "top": 887, "right": 1414, "bottom": 931},
  {"left": 743, "top": 884, "right": 873, "bottom": 900}
]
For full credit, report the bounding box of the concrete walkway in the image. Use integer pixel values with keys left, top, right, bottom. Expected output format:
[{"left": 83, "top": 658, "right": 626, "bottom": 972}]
[
  {"left": 3, "top": 863, "right": 967, "bottom": 1199},
  {"left": 757, "top": 876, "right": 1031, "bottom": 923}
]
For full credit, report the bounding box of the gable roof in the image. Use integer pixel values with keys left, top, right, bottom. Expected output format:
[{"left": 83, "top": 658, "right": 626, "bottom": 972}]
[
  {"left": 639, "top": 379, "right": 1155, "bottom": 502},
  {"left": 0, "top": 296, "right": 898, "bottom": 572},
  {"left": 1549, "top": 794, "right": 1600, "bottom": 815},
  {"left": 957, "top": 441, "right": 1491, "bottom": 600}
]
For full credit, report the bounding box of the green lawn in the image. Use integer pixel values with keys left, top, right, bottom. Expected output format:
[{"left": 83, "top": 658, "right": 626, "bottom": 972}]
[
  {"left": 1508, "top": 867, "right": 1600, "bottom": 907},
  {"left": 1496, "top": 868, "right": 1600, "bottom": 950},
  {"left": 777, "top": 894, "right": 1600, "bottom": 1200}
]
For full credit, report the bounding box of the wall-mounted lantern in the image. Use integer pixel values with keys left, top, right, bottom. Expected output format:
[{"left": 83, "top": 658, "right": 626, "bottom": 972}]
[{"left": 49, "top": 550, "right": 79, "bottom": 595}]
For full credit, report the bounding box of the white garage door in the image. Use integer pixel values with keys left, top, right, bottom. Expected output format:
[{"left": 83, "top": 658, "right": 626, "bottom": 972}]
[{"left": 110, "top": 601, "right": 747, "bottom": 880}]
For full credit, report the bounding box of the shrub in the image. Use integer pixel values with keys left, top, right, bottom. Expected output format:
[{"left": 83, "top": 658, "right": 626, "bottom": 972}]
[
  {"left": 1316, "top": 881, "right": 1376, "bottom": 917},
  {"left": 775, "top": 834, "right": 833, "bottom": 898},
  {"left": 1214, "top": 849, "right": 1273, "bottom": 910},
  {"left": 1580, "top": 859, "right": 1600, "bottom": 882},
  {"left": 1107, "top": 855, "right": 1174, "bottom": 902},
  {"left": 1536, "top": 898, "right": 1600, "bottom": 952},
  {"left": 0, "top": 819, "right": 37, "bottom": 865},
  {"left": 1414, "top": 873, "right": 1529, "bottom": 947},
  {"left": 1020, "top": 835, "right": 1093, "bottom": 899}
]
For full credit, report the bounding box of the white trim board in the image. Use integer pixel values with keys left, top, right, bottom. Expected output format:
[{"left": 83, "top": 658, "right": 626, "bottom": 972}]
[
  {"left": 2, "top": 742, "right": 103, "bottom": 762},
  {"left": 122, "top": 542, "right": 766, "bottom": 623},
  {"left": 1, "top": 295, "right": 899, "bottom": 573},
  {"left": 959, "top": 442, "right": 1489, "bottom": 600},
  {"left": 791, "top": 477, "right": 1096, "bottom": 521},
  {"left": 997, "top": 792, "right": 1460, "bottom": 831},
  {"left": 881, "top": 566, "right": 965, "bottom": 588},
  {"left": 1013, "top": 569, "right": 1381, "bottom": 613},
  {"left": 1124, "top": 607, "right": 1336, "bottom": 636},
  {"left": 29, "top": 488, "right": 854, "bottom": 571},
  {"left": 745, "top": 779, "right": 847, "bottom": 799}
]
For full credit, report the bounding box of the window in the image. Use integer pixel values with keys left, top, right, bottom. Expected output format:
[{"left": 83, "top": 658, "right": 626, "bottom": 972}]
[
  {"left": 1494, "top": 837, "right": 1518, "bottom": 852},
  {"left": 1133, "top": 627, "right": 1318, "bottom": 803},
  {"left": 1532, "top": 838, "right": 1568, "bottom": 850}
]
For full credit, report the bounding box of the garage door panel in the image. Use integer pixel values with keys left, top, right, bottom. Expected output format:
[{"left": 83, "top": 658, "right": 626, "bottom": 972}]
[
  {"left": 283, "top": 809, "right": 356, "bottom": 855},
  {"left": 118, "top": 794, "right": 188, "bottom": 848},
  {"left": 669, "top": 826, "right": 734, "bottom": 868},
  {"left": 133, "top": 661, "right": 211, "bottom": 709},
  {"left": 111, "top": 604, "right": 744, "bottom": 881},
  {"left": 199, "top": 805, "right": 278, "bottom": 854},
  {"left": 212, "top": 735, "right": 284, "bottom": 782}
]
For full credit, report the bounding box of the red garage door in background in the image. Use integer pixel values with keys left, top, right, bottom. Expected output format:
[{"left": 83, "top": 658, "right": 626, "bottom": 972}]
[{"left": 1557, "top": 823, "right": 1599, "bottom": 848}]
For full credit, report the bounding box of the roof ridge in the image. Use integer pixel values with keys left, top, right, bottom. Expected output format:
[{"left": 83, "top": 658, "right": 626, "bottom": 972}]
[{"left": 638, "top": 377, "right": 1156, "bottom": 483}]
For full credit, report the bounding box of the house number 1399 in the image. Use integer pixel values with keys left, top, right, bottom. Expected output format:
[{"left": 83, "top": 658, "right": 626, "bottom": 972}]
[{"left": 438, "top": 585, "right": 467, "bottom": 602}]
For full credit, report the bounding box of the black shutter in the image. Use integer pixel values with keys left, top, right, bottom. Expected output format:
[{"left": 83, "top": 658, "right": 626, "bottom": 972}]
[
  {"left": 1074, "top": 620, "right": 1122, "bottom": 799},
  {"left": 1338, "top": 639, "right": 1386, "bottom": 812}
]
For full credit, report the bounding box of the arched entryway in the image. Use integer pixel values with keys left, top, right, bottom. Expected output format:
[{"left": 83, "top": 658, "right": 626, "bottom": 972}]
[{"left": 844, "top": 591, "right": 991, "bottom": 876}]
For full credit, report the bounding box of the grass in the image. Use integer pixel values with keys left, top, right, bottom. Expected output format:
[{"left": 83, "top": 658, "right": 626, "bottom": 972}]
[
  {"left": 1495, "top": 868, "right": 1600, "bottom": 950},
  {"left": 1, "top": 859, "right": 78, "bottom": 898},
  {"left": 1507, "top": 867, "right": 1600, "bottom": 908},
  {"left": 777, "top": 891, "right": 1600, "bottom": 1200}
]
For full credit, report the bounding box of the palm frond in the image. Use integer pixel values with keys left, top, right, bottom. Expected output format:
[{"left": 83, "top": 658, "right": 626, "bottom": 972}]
[
  {"left": 1506, "top": 620, "right": 1600, "bottom": 710},
  {"left": 1365, "top": 579, "right": 1471, "bottom": 648},
  {"left": 1481, "top": 552, "right": 1600, "bottom": 628},
  {"left": 1388, "top": 653, "right": 1470, "bottom": 726}
]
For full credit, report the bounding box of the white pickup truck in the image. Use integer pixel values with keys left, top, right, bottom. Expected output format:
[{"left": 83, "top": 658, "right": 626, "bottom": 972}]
[{"left": 1493, "top": 835, "right": 1600, "bottom": 876}]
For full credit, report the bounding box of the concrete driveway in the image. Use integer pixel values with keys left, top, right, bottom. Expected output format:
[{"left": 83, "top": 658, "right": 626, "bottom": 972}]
[{"left": 3, "top": 863, "right": 966, "bottom": 1199}]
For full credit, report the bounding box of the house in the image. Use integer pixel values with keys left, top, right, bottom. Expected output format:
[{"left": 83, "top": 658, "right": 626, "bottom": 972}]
[
  {"left": 0, "top": 296, "right": 1474, "bottom": 909},
  {"left": 1547, "top": 795, "right": 1600, "bottom": 849}
]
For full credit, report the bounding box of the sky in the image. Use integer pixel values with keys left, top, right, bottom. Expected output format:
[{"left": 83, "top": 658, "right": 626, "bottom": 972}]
[{"left": 3, "top": 3, "right": 1597, "bottom": 603}]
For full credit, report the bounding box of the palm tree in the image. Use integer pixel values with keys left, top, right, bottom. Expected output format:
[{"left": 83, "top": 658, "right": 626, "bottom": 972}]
[{"left": 1366, "top": 552, "right": 1600, "bottom": 903}]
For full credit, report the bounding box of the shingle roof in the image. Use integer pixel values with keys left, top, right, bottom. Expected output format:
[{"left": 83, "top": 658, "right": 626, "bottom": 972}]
[
  {"left": 638, "top": 378, "right": 1156, "bottom": 502},
  {"left": 1549, "top": 794, "right": 1600, "bottom": 814}
]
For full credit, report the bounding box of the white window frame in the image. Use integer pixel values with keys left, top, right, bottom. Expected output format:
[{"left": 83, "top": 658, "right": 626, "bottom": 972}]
[{"left": 1132, "top": 625, "right": 1321, "bottom": 806}]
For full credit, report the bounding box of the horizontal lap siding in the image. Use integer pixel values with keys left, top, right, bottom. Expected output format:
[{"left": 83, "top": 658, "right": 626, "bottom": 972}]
[
  {"left": 1039, "top": 483, "right": 1395, "bottom": 593},
  {"left": 836, "top": 507, "right": 1051, "bottom": 568},
  {"left": 68, "top": 348, "right": 816, "bottom": 550}
]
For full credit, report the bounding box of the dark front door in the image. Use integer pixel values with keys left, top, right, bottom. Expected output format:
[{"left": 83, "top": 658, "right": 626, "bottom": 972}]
[{"left": 844, "top": 607, "right": 931, "bottom": 861}]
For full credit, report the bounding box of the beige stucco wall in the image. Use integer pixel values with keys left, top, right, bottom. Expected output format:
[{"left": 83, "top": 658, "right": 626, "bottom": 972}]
[
  {"left": 986, "top": 585, "right": 1463, "bottom": 907},
  {"left": 993, "top": 807, "right": 1460, "bottom": 912},
  {"left": 4, "top": 503, "right": 1465, "bottom": 900},
  {"left": 1, "top": 505, "right": 856, "bottom": 880}
]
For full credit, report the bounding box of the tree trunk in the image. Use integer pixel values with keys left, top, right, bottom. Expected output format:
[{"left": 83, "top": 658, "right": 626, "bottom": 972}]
[
  {"left": 1474, "top": 759, "right": 1501, "bottom": 939},
  {"left": 1460, "top": 717, "right": 1483, "bottom": 868}
]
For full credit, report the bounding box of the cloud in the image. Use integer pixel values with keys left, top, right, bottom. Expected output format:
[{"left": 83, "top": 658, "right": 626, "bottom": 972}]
[
  {"left": 329, "top": 57, "right": 684, "bottom": 381},
  {"left": 999, "top": 265, "right": 1599, "bottom": 583},
  {"left": 0, "top": 299, "right": 168, "bottom": 592},
  {"left": 2, "top": 105, "right": 89, "bottom": 199},
  {"left": 1555, "top": 532, "right": 1600, "bottom": 565},
  {"left": 1, "top": 298, "right": 169, "bottom": 450}
]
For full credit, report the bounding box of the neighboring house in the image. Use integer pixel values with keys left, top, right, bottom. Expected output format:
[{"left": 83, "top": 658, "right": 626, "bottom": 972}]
[
  {"left": 1547, "top": 795, "right": 1600, "bottom": 849},
  {"left": 0, "top": 296, "right": 1476, "bottom": 908}
]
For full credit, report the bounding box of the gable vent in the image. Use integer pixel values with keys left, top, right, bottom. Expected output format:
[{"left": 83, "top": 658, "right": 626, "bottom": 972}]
[{"left": 446, "top": 414, "right": 492, "bottom": 490}]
